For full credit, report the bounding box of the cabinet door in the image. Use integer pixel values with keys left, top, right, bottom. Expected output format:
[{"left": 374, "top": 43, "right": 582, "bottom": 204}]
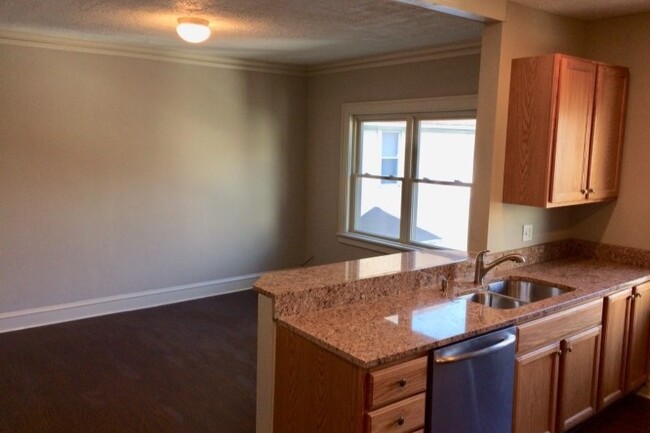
[
  {"left": 598, "top": 288, "right": 633, "bottom": 409},
  {"left": 587, "top": 65, "right": 629, "bottom": 200},
  {"left": 557, "top": 326, "right": 601, "bottom": 432},
  {"left": 513, "top": 343, "right": 561, "bottom": 433},
  {"left": 626, "top": 282, "right": 650, "bottom": 390},
  {"left": 550, "top": 57, "right": 597, "bottom": 204}
]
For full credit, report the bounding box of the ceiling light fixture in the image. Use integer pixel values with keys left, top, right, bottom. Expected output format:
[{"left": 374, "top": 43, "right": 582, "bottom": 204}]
[{"left": 176, "top": 17, "right": 211, "bottom": 44}]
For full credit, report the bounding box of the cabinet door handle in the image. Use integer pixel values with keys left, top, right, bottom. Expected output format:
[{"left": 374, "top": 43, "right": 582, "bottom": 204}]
[
  {"left": 397, "top": 378, "right": 407, "bottom": 387},
  {"left": 627, "top": 295, "right": 634, "bottom": 301},
  {"left": 555, "top": 350, "right": 562, "bottom": 357},
  {"left": 580, "top": 189, "right": 587, "bottom": 195},
  {"left": 636, "top": 293, "right": 643, "bottom": 298},
  {"left": 566, "top": 345, "right": 573, "bottom": 353},
  {"left": 588, "top": 188, "right": 595, "bottom": 193},
  {"left": 396, "top": 416, "right": 405, "bottom": 426}
]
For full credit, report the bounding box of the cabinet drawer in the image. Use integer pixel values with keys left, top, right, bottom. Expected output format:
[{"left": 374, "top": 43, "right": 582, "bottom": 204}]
[
  {"left": 368, "top": 356, "right": 427, "bottom": 408},
  {"left": 366, "top": 393, "right": 426, "bottom": 433},
  {"left": 517, "top": 299, "right": 603, "bottom": 354}
]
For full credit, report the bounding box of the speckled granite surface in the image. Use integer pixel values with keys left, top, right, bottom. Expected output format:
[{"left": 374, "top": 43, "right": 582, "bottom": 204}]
[
  {"left": 255, "top": 249, "right": 467, "bottom": 318},
  {"left": 254, "top": 240, "right": 650, "bottom": 368}
]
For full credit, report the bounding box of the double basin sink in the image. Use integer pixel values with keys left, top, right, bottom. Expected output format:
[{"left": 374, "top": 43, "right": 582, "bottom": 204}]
[{"left": 461, "top": 279, "right": 573, "bottom": 309}]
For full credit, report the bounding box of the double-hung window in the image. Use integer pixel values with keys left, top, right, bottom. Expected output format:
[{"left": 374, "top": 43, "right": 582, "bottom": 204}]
[{"left": 339, "top": 96, "right": 477, "bottom": 251}]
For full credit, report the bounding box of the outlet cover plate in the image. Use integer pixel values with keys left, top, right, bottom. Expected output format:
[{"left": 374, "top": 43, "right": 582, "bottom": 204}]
[{"left": 522, "top": 224, "right": 533, "bottom": 242}]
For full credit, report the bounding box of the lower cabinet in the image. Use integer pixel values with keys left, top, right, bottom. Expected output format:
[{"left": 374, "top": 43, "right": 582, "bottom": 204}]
[
  {"left": 513, "top": 299, "right": 603, "bottom": 433},
  {"left": 273, "top": 326, "right": 427, "bottom": 433},
  {"left": 598, "top": 281, "right": 650, "bottom": 409},
  {"left": 556, "top": 326, "right": 602, "bottom": 431}
]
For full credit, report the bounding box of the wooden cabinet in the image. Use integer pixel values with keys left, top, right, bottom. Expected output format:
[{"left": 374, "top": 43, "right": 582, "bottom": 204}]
[
  {"left": 273, "top": 326, "right": 426, "bottom": 433},
  {"left": 513, "top": 343, "right": 561, "bottom": 433},
  {"left": 513, "top": 299, "right": 603, "bottom": 433},
  {"left": 366, "top": 357, "right": 427, "bottom": 433},
  {"left": 556, "top": 326, "right": 602, "bottom": 431},
  {"left": 625, "top": 282, "right": 650, "bottom": 390},
  {"left": 598, "top": 281, "right": 650, "bottom": 410},
  {"left": 503, "top": 54, "right": 629, "bottom": 208},
  {"left": 597, "top": 287, "right": 632, "bottom": 408}
]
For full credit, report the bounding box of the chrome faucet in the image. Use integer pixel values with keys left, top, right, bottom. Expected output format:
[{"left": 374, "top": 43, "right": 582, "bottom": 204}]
[{"left": 474, "top": 250, "right": 526, "bottom": 285}]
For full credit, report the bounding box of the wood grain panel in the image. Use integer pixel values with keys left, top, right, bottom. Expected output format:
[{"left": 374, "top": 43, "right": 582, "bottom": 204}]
[
  {"left": 549, "top": 56, "right": 596, "bottom": 204},
  {"left": 557, "top": 326, "right": 602, "bottom": 432},
  {"left": 368, "top": 356, "right": 427, "bottom": 409},
  {"left": 513, "top": 342, "right": 561, "bottom": 433},
  {"left": 517, "top": 299, "right": 603, "bottom": 354},
  {"left": 598, "top": 288, "right": 633, "bottom": 410},
  {"left": 625, "top": 281, "right": 650, "bottom": 391},
  {"left": 503, "top": 54, "right": 557, "bottom": 207},
  {"left": 366, "top": 393, "right": 425, "bottom": 433},
  {"left": 274, "top": 326, "right": 366, "bottom": 433},
  {"left": 587, "top": 64, "right": 629, "bottom": 201}
]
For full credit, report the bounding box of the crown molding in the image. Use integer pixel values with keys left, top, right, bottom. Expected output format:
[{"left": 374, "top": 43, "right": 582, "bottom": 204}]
[
  {"left": 306, "top": 39, "right": 482, "bottom": 76},
  {"left": 0, "top": 29, "right": 307, "bottom": 76},
  {"left": 0, "top": 29, "right": 481, "bottom": 77}
]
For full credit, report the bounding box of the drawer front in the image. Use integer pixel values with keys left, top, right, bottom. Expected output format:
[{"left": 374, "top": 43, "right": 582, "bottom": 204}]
[
  {"left": 368, "top": 356, "right": 427, "bottom": 408},
  {"left": 517, "top": 299, "right": 603, "bottom": 354},
  {"left": 366, "top": 393, "right": 426, "bottom": 433}
]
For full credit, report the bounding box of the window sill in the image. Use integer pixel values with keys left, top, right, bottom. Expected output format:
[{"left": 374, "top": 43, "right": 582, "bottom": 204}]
[{"left": 336, "top": 232, "right": 423, "bottom": 255}]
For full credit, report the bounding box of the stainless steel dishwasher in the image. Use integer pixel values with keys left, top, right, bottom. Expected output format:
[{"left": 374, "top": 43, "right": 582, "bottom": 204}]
[{"left": 426, "top": 326, "right": 516, "bottom": 433}]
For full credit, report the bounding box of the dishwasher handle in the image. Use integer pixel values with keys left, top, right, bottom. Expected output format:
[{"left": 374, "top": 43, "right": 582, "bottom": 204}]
[{"left": 434, "top": 333, "right": 516, "bottom": 364}]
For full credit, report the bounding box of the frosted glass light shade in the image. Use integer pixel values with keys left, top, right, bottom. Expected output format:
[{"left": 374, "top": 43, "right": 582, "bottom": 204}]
[{"left": 176, "top": 18, "right": 211, "bottom": 43}]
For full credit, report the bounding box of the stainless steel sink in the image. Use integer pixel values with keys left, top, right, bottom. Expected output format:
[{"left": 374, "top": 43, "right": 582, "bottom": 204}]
[
  {"left": 462, "top": 278, "right": 573, "bottom": 309},
  {"left": 459, "top": 292, "right": 527, "bottom": 309},
  {"left": 487, "top": 279, "right": 573, "bottom": 303}
]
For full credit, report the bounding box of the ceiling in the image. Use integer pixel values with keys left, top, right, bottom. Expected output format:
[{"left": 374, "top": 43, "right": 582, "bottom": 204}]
[
  {"left": 513, "top": 0, "right": 650, "bottom": 21},
  {"left": 0, "top": 0, "right": 483, "bottom": 65},
  {"left": 1, "top": 1, "right": 648, "bottom": 66}
]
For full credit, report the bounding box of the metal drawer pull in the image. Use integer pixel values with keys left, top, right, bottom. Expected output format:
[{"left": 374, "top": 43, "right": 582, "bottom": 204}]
[
  {"left": 396, "top": 416, "right": 405, "bottom": 426},
  {"left": 398, "top": 378, "right": 407, "bottom": 387}
]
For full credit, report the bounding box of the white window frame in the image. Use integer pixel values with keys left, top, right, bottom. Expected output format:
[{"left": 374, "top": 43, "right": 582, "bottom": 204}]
[{"left": 338, "top": 95, "right": 478, "bottom": 253}]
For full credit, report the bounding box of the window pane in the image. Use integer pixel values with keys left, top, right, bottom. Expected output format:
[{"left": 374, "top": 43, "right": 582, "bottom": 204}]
[
  {"left": 360, "top": 121, "right": 406, "bottom": 177},
  {"left": 355, "top": 177, "right": 402, "bottom": 240},
  {"left": 381, "top": 159, "right": 398, "bottom": 178},
  {"left": 417, "top": 119, "right": 476, "bottom": 183},
  {"left": 382, "top": 132, "right": 399, "bottom": 157},
  {"left": 412, "top": 183, "right": 470, "bottom": 250}
]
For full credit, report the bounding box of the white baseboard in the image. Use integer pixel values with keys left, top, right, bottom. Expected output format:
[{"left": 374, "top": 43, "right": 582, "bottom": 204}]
[{"left": 0, "top": 273, "right": 261, "bottom": 333}]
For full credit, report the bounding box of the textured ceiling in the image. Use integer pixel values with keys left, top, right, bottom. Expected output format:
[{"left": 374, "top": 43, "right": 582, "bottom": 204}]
[
  {"left": 0, "top": 0, "right": 484, "bottom": 65},
  {"left": 4, "top": 1, "right": 647, "bottom": 66},
  {"left": 514, "top": 0, "right": 650, "bottom": 20}
]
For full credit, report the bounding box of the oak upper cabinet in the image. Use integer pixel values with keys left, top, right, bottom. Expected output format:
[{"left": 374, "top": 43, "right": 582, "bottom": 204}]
[
  {"left": 598, "top": 281, "right": 650, "bottom": 411},
  {"left": 503, "top": 54, "right": 629, "bottom": 207},
  {"left": 513, "top": 299, "right": 603, "bottom": 433}
]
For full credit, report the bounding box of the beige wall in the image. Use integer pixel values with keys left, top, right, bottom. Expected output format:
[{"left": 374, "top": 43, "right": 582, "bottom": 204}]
[
  {"left": 304, "top": 55, "right": 482, "bottom": 264},
  {"left": 0, "top": 44, "right": 307, "bottom": 312},
  {"left": 479, "top": 2, "right": 588, "bottom": 252},
  {"left": 482, "top": 5, "right": 650, "bottom": 253},
  {"left": 573, "top": 13, "right": 650, "bottom": 250}
]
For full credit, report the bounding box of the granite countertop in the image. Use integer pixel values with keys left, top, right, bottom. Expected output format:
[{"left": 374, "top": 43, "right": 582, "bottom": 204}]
[{"left": 270, "top": 257, "right": 650, "bottom": 369}]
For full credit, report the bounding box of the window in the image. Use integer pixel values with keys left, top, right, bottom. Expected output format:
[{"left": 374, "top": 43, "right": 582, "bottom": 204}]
[{"left": 339, "top": 96, "right": 477, "bottom": 251}]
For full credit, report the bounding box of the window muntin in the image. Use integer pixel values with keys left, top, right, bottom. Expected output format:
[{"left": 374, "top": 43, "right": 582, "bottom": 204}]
[{"left": 348, "top": 115, "right": 476, "bottom": 251}]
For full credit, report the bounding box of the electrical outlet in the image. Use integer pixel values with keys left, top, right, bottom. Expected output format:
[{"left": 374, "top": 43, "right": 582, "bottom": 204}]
[{"left": 522, "top": 224, "right": 533, "bottom": 242}]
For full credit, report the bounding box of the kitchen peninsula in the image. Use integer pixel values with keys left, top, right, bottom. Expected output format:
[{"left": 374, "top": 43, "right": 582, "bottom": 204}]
[{"left": 254, "top": 239, "right": 650, "bottom": 433}]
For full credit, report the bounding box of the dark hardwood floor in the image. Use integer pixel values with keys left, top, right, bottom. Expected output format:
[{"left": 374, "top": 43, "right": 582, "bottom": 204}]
[
  {"left": 569, "top": 394, "right": 650, "bottom": 433},
  {"left": 0, "top": 290, "right": 257, "bottom": 433}
]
